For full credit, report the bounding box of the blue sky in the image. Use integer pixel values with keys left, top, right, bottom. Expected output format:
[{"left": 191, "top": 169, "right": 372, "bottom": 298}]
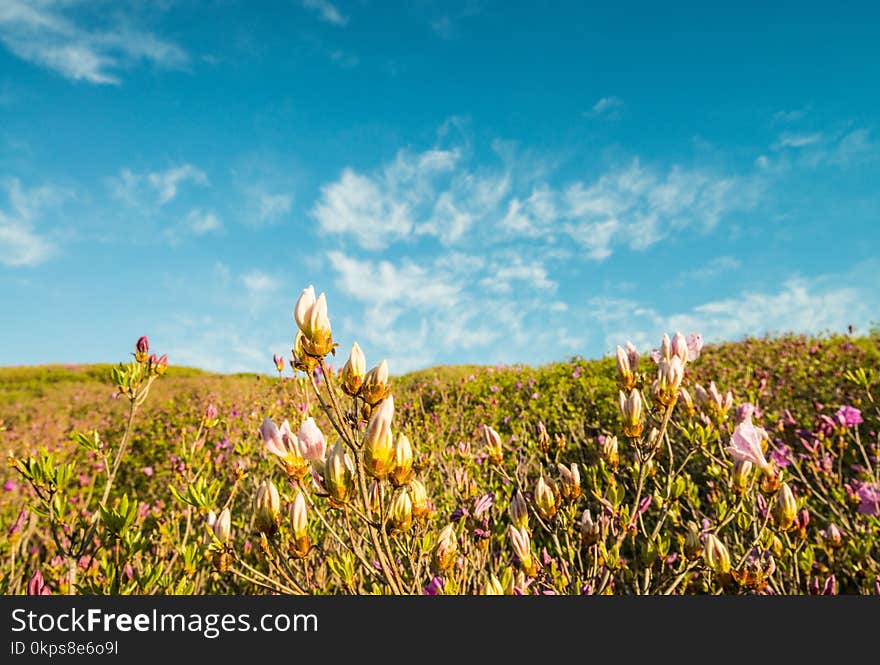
[{"left": 1, "top": 1, "right": 879, "bottom": 374}]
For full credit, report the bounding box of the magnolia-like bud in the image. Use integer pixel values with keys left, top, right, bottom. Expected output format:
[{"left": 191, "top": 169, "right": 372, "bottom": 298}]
[
  {"left": 671, "top": 331, "right": 689, "bottom": 365},
  {"left": 537, "top": 421, "right": 551, "bottom": 455},
  {"left": 771, "top": 482, "right": 798, "bottom": 531},
  {"left": 291, "top": 330, "right": 317, "bottom": 372},
  {"left": 557, "top": 463, "right": 581, "bottom": 501},
  {"left": 625, "top": 340, "right": 640, "bottom": 371},
  {"left": 432, "top": 523, "right": 458, "bottom": 573},
  {"left": 508, "top": 525, "right": 535, "bottom": 575},
  {"left": 288, "top": 492, "right": 310, "bottom": 558},
  {"left": 653, "top": 356, "right": 684, "bottom": 407},
  {"left": 135, "top": 336, "right": 149, "bottom": 363},
  {"left": 340, "top": 342, "right": 366, "bottom": 396},
  {"left": 387, "top": 488, "right": 414, "bottom": 534},
  {"left": 601, "top": 435, "right": 620, "bottom": 468},
  {"left": 731, "top": 459, "right": 753, "bottom": 495},
  {"left": 683, "top": 523, "right": 702, "bottom": 561},
  {"left": 481, "top": 425, "right": 504, "bottom": 464},
  {"left": 659, "top": 333, "right": 672, "bottom": 362},
  {"left": 390, "top": 432, "right": 414, "bottom": 487},
  {"left": 509, "top": 490, "right": 529, "bottom": 529},
  {"left": 363, "top": 395, "right": 395, "bottom": 480},
  {"left": 149, "top": 353, "right": 169, "bottom": 376},
  {"left": 297, "top": 417, "right": 326, "bottom": 463},
  {"left": 294, "top": 286, "right": 333, "bottom": 357},
  {"left": 324, "top": 440, "right": 354, "bottom": 508},
  {"left": 361, "top": 359, "right": 391, "bottom": 406},
  {"left": 213, "top": 507, "right": 231, "bottom": 544},
  {"left": 678, "top": 387, "right": 695, "bottom": 418},
  {"left": 367, "top": 480, "right": 384, "bottom": 518},
  {"left": 294, "top": 285, "right": 315, "bottom": 333},
  {"left": 534, "top": 475, "right": 557, "bottom": 520},
  {"left": 618, "top": 390, "right": 643, "bottom": 438},
  {"left": 254, "top": 480, "right": 281, "bottom": 536},
  {"left": 704, "top": 533, "right": 731, "bottom": 574},
  {"left": 616, "top": 345, "right": 636, "bottom": 391},
  {"left": 824, "top": 523, "right": 843, "bottom": 548},
  {"left": 482, "top": 575, "right": 505, "bottom": 595},
  {"left": 273, "top": 353, "right": 284, "bottom": 373},
  {"left": 580, "top": 509, "right": 600, "bottom": 546},
  {"left": 409, "top": 478, "right": 430, "bottom": 518},
  {"left": 290, "top": 492, "right": 308, "bottom": 540}
]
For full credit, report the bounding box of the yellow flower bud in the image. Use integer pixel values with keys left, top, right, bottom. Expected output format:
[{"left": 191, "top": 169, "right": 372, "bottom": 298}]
[
  {"left": 618, "top": 389, "right": 644, "bottom": 438},
  {"left": 508, "top": 490, "right": 529, "bottom": 529},
  {"left": 340, "top": 342, "right": 366, "bottom": 396},
  {"left": 432, "top": 523, "right": 458, "bottom": 574},
  {"left": 534, "top": 475, "right": 557, "bottom": 520},
  {"left": 389, "top": 432, "right": 414, "bottom": 487},
  {"left": 481, "top": 425, "right": 504, "bottom": 464},
  {"left": 363, "top": 395, "right": 395, "bottom": 480},
  {"left": 704, "top": 533, "right": 731, "bottom": 574},
  {"left": 482, "top": 575, "right": 505, "bottom": 595},
  {"left": 387, "top": 488, "right": 413, "bottom": 534},
  {"left": 361, "top": 360, "right": 391, "bottom": 406},
  {"left": 409, "top": 478, "right": 429, "bottom": 518},
  {"left": 771, "top": 482, "right": 798, "bottom": 531},
  {"left": 254, "top": 479, "right": 280, "bottom": 536},
  {"left": 324, "top": 440, "right": 354, "bottom": 508}
]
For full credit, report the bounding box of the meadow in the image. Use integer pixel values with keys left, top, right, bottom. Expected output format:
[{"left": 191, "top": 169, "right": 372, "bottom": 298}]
[{"left": 2, "top": 290, "right": 878, "bottom": 595}]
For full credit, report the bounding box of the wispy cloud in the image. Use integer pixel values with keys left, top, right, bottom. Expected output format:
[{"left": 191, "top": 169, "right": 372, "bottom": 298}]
[
  {"left": 589, "top": 262, "right": 880, "bottom": 355},
  {"left": 0, "top": 0, "right": 188, "bottom": 85},
  {"left": 108, "top": 164, "right": 208, "bottom": 206},
  {"left": 302, "top": 0, "right": 348, "bottom": 26},
  {"left": 242, "top": 270, "right": 282, "bottom": 296},
  {"left": 185, "top": 209, "right": 222, "bottom": 235},
  {"left": 313, "top": 133, "right": 759, "bottom": 263},
  {"left": 589, "top": 96, "right": 625, "bottom": 117},
  {"left": 0, "top": 177, "right": 67, "bottom": 267},
  {"left": 774, "top": 132, "right": 823, "bottom": 149},
  {"left": 430, "top": 0, "right": 485, "bottom": 39},
  {"left": 329, "top": 49, "right": 359, "bottom": 68}
]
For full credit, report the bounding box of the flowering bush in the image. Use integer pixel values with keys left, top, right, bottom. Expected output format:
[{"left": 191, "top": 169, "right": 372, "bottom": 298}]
[{"left": 2, "top": 291, "right": 879, "bottom": 595}]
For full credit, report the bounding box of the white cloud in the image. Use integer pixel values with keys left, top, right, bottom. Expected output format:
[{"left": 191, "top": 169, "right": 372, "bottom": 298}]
[
  {"left": 302, "top": 0, "right": 348, "bottom": 26},
  {"left": 0, "top": 0, "right": 187, "bottom": 85},
  {"left": 0, "top": 178, "right": 66, "bottom": 267},
  {"left": 329, "top": 50, "right": 358, "bottom": 68},
  {"left": 590, "top": 96, "right": 624, "bottom": 116},
  {"left": 109, "top": 164, "right": 208, "bottom": 206},
  {"left": 242, "top": 271, "right": 282, "bottom": 296},
  {"left": 311, "top": 148, "right": 467, "bottom": 249},
  {"left": 589, "top": 265, "right": 879, "bottom": 355},
  {"left": 185, "top": 209, "right": 222, "bottom": 235},
  {"left": 774, "top": 132, "right": 824, "bottom": 149}
]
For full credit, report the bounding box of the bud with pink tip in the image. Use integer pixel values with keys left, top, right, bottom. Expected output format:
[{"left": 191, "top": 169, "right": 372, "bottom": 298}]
[
  {"left": 135, "top": 336, "right": 149, "bottom": 363},
  {"left": 509, "top": 490, "right": 529, "bottom": 529},
  {"left": 293, "top": 285, "right": 334, "bottom": 357},
  {"left": 361, "top": 359, "right": 390, "bottom": 405},
  {"left": 534, "top": 475, "right": 557, "bottom": 520},
  {"left": 213, "top": 508, "right": 231, "bottom": 543},
  {"left": 254, "top": 480, "right": 280, "bottom": 536},
  {"left": 653, "top": 356, "right": 684, "bottom": 407},
  {"left": 618, "top": 390, "right": 644, "bottom": 438},
  {"left": 557, "top": 462, "right": 581, "bottom": 501},
  {"left": 616, "top": 345, "right": 636, "bottom": 391},
  {"left": 289, "top": 492, "right": 310, "bottom": 558},
  {"left": 324, "top": 440, "right": 355, "bottom": 508},
  {"left": 508, "top": 524, "right": 536, "bottom": 575},
  {"left": 432, "top": 523, "right": 458, "bottom": 573},
  {"left": 390, "top": 432, "right": 414, "bottom": 487},
  {"left": 341, "top": 342, "right": 366, "bottom": 396},
  {"left": 580, "top": 509, "right": 600, "bottom": 546},
  {"left": 363, "top": 395, "right": 395, "bottom": 480},
  {"left": 273, "top": 353, "right": 285, "bottom": 374},
  {"left": 387, "top": 488, "right": 414, "bottom": 534},
  {"left": 704, "top": 533, "right": 731, "bottom": 574},
  {"left": 481, "top": 424, "right": 504, "bottom": 464},
  {"left": 771, "top": 482, "right": 798, "bottom": 531},
  {"left": 671, "top": 331, "right": 689, "bottom": 364}
]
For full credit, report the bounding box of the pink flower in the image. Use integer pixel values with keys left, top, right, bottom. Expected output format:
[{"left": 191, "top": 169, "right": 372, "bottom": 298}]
[
  {"left": 835, "top": 406, "right": 862, "bottom": 428},
  {"left": 3, "top": 479, "right": 19, "bottom": 492},
  {"left": 27, "top": 570, "right": 51, "bottom": 595},
  {"left": 726, "top": 418, "right": 771, "bottom": 470},
  {"left": 142, "top": 466, "right": 154, "bottom": 477},
  {"left": 856, "top": 483, "right": 880, "bottom": 516},
  {"left": 259, "top": 417, "right": 297, "bottom": 459},
  {"left": 297, "top": 417, "right": 326, "bottom": 462},
  {"left": 686, "top": 332, "right": 703, "bottom": 362}
]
